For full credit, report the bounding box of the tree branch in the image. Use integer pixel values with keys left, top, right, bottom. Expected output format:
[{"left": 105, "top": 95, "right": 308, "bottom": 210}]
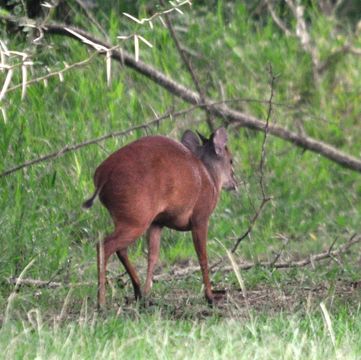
[{"left": 2, "top": 16, "right": 361, "bottom": 173}]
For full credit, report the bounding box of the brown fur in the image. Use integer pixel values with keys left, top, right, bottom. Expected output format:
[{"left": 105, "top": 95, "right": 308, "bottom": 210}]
[{"left": 85, "top": 129, "right": 236, "bottom": 307}]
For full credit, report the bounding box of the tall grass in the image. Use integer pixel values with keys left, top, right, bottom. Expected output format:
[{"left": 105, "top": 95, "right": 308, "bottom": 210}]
[{"left": 1, "top": 2, "right": 359, "bottom": 276}]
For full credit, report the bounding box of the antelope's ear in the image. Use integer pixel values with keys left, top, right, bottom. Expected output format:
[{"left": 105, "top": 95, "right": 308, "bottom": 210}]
[
  {"left": 212, "top": 127, "right": 228, "bottom": 156},
  {"left": 181, "top": 130, "right": 201, "bottom": 154}
]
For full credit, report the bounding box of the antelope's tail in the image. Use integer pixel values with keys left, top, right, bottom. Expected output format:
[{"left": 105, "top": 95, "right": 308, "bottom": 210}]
[{"left": 82, "top": 184, "right": 103, "bottom": 209}]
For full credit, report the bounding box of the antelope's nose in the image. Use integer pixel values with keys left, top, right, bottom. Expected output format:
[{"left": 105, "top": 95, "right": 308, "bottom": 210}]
[
  {"left": 224, "top": 178, "right": 238, "bottom": 192},
  {"left": 231, "top": 181, "right": 238, "bottom": 192}
]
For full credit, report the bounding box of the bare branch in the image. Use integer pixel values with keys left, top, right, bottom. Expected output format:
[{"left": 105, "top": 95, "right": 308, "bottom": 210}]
[
  {"left": 160, "top": 0, "right": 214, "bottom": 131},
  {"left": 163, "top": 233, "right": 361, "bottom": 281},
  {"left": 0, "top": 98, "right": 273, "bottom": 178},
  {"left": 260, "top": 1, "right": 361, "bottom": 80},
  {"left": 5, "top": 278, "right": 87, "bottom": 289},
  {"left": 229, "top": 198, "right": 270, "bottom": 255},
  {"left": 230, "top": 64, "right": 275, "bottom": 254}
]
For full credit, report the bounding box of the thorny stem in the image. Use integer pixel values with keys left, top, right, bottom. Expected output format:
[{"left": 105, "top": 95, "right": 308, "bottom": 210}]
[{"left": 230, "top": 64, "right": 275, "bottom": 254}]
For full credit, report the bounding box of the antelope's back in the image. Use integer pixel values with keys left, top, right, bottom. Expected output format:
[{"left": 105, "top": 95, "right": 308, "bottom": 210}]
[{"left": 94, "top": 136, "right": 204, "bottom": 222}]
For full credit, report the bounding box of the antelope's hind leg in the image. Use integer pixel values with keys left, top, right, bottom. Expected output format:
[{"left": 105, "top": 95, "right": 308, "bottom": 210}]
[
  {"left": 97, "top": 224, "right": 146, "bottom": 308},
  {"left": 144, "top": 225, "right": 162, "bottom": 295},
  {"left": 116, "top": 248, "right": 142, "bottom": 300}
]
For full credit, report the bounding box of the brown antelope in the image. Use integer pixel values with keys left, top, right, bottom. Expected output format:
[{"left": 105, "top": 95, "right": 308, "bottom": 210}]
[{"left": 83, "top": 128, "right": 236, "bottom": 307}]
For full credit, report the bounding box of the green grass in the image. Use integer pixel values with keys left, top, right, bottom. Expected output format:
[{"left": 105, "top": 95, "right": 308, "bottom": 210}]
[
  {"left": 1, "top": 1, "right": 361, "bottom": 358},
  {"left": 1, "top": 307, "right": 360, "bottom": 359}
]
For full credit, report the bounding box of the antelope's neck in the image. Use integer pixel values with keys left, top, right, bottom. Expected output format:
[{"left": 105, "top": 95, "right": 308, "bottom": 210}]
[{"left": 201, "top": 160, "right": 223, "bottom": 196}]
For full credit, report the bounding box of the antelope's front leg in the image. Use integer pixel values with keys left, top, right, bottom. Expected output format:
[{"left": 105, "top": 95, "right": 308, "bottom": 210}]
[{"left": 191, "top": 222, "right": 213, "bottom": 304}]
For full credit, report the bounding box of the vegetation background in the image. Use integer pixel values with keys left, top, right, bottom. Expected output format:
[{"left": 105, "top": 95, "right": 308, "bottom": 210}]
[{"left": 0, "top": 0, "right": 360, "bottom": 358}]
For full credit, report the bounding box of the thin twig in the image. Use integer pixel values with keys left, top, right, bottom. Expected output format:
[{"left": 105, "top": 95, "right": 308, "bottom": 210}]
[
  {"left": 259, "top": 63, "right": 275, "bottom": 198},
  {"left": 317, "top": 44, "right": 361, "bottom": 74},
  {"left": 1, "top": 108, "right": 175, "bottom": 177},
  {"left": 270, "top": 236, "right": 290, "bottom": 267},
  {"left": 160, "top": 0, "right": 214, "bottom": 131},
  {"left": 230, "top": 65, "right": 275, "bottom": 254},
  {"left": 228, "top": 199, "right": 270, "bottom": 255},
  {"left": 74, "top": 0, "right": 109, "bottom": 40},
  {"left": 6, "top": 52, "right": 99, "bottom": 94},
  {"left": 122, "top": 1, "right": 191, "bottom": 26}
]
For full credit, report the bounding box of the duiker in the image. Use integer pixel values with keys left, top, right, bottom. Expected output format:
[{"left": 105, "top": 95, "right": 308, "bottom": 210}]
[{"left": 84, "top": 127, "right": 236, "bottom": 307}]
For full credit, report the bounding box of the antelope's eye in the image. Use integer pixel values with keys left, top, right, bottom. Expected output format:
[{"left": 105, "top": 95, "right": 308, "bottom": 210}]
[{"left": 230, "top": 159, "right": 233, "bottom": 165}]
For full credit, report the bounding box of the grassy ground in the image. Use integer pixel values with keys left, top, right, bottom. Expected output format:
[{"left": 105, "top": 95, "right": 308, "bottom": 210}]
[
  {"left": 0, "top": 1, "right": 360, "bottom": 358},
  {"left": 1, "top": 308, "right": 361, "bottom": 359}
]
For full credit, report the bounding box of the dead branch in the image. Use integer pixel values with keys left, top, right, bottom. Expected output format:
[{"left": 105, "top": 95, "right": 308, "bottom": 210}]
[
  {"left": 5, "top": 278, "right": 88, "bottom": 288},
  {"left": 2, "top": 16, "right": 361, "bottom": 173},
  {"left": 6, "top": 234, "right": 360, "bottom": 289},
  {"left": 160, "top": 0, "right": 214, "bottom": 131}
]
